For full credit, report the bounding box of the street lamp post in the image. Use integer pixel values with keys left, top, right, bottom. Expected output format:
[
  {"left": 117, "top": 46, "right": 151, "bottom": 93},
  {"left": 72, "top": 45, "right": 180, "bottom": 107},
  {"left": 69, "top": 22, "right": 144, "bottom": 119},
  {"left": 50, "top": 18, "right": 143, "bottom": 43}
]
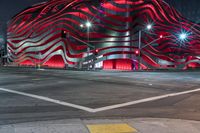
[
  {"left": 138, "top": 35, "right": 172, "bottom": 70},
  {"left": 35, "top": 50, "right": 37, "bottom": 69},
  {"left": 138, "top": 30, "right": 142, "bottom": 70},
  {"left": 6, "top": 49, "right": 11, "bottom": 65},
  {"left": 66, "top": 21, "right": 94, "bottom": 70},
  {"left": 0, "top": 49, "right": 2, "bottom": 66},
  {"left": 86, "top": 21, "right": 92, "bottom": 70},
  {"left": 87, "top": 27, "right": 90, "bottom": 70},
  {"left": 138, "top": 24, "right": 152, "bottom": 70},
  {"left": 38, "top": 52, "right": 41, "bottom": 70},
  {"left": 137, "top": 27, "right": 189, "bottom": 70}
]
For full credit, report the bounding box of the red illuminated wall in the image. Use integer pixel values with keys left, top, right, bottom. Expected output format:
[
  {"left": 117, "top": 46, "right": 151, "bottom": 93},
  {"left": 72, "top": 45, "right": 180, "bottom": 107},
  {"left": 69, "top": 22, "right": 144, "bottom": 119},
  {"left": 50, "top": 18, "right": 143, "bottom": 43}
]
[
  {"left": 103, "top": 59, "right": 133, "bottom": 70},
  {"left": 7, "top": 0, "right": 200, "bottom": 70}
]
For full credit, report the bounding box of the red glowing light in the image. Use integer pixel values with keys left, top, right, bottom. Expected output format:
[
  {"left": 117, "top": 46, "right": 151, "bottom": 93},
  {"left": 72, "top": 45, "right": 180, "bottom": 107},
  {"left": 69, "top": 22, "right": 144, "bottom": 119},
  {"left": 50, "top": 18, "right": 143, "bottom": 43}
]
[
  {"left": 135, "top": 50, "right": 139, "bottom": 55},
  {"left": 160, "top": 35, "right": 163, "bottom": 38}
]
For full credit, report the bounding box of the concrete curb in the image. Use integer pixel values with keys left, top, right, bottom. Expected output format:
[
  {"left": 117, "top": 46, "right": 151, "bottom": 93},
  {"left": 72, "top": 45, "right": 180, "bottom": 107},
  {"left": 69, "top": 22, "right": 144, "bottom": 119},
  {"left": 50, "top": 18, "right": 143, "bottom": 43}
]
[
  {"left": 1, "top": 118, "right": 200, "bottom": 133},
  {"left": 1, "top": 66, "right": 200, "bottom": 72}
]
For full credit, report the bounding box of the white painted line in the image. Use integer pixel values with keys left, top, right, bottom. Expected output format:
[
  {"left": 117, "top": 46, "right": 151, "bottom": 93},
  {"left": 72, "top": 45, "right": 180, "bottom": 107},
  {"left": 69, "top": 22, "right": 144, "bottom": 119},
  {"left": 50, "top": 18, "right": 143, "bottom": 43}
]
[
  {"left": 0, "top": 87, "right": 200, "bottom": 113},
  {"left": 37, "top": 69, "right": 45, "bottom": 71},
  {"left": 93, "top": 88, "right": 200, "bottom": 112},
  {"left": 0, "top": 88, "right": 95, "bottom": 113}
]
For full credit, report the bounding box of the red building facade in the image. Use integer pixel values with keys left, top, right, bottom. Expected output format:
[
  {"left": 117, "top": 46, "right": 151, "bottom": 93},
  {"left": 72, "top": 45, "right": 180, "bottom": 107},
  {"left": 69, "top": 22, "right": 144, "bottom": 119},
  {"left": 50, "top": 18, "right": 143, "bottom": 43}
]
[{"left": 7, "top": 0, "right": 200, "bottom": 70}]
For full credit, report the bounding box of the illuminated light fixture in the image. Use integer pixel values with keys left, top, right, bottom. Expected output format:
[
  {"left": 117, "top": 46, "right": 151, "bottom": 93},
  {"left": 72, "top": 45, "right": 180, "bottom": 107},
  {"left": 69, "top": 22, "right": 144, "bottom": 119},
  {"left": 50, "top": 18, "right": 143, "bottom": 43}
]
[
  {"left": 146, "top": 24, "right": 152, "bottom": 30},
  {"left": 159, "top": 35, "right": 163, "bottom": 39},
  {"left": 179, "top": 33, "right": 188, "bottom": 41},
  {"left": 135, "top": 50, "right": 140, "bottom": 55},
  {"left": 94, "top": 49, "right": 99, "bottom": 55},
  {"left": 80, "top": 24, "right": 84, "bottom": 28},
  {"left": 86, "top": 21, "right": 92, "bottom": 27},
  {"left": 95, "top": 49, "right": 99, "bottom": 53}
]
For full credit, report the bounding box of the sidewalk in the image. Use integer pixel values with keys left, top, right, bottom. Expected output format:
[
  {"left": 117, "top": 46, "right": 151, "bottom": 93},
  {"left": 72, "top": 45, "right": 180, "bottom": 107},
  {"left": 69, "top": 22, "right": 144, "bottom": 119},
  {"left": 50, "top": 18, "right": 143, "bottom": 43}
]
[{"left": 1, "top": 118, "right": 200, "bottom": 133}]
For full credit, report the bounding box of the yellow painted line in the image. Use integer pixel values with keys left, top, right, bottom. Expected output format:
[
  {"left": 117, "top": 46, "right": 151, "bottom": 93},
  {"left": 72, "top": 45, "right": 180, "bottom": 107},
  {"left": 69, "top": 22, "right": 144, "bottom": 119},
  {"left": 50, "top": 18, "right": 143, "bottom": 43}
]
[{"left": 87, "top": 123, "right": 137, "bottom": 133}]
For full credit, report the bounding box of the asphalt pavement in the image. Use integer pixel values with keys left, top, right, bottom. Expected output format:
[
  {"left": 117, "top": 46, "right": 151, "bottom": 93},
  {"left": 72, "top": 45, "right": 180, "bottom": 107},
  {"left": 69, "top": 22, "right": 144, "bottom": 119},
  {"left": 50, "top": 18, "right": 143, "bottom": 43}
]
[{"left": 0, "top": 67, "right": 200, "bottom": 132}]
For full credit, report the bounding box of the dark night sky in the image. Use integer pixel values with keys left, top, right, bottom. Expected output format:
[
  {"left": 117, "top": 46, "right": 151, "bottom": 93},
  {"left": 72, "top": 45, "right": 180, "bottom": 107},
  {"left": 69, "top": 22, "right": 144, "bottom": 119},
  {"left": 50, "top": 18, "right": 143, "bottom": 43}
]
[
  {"left": 0, "top": 0, "right": 200, "bottom": 36},
  {"left": 0, "top": 0, "right": 46, "bottom": 31},
  {"left": 166, "top": 0, "right": 200, "bottom": 22}
]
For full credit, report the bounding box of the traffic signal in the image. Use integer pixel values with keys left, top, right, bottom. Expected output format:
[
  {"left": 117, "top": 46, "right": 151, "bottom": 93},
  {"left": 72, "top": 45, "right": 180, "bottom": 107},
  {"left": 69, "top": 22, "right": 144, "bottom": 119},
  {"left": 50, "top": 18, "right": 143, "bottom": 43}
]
[
  {"left": 61, "top": 30, "right": 67, "bottom": 38},
  {"left": 94, "top": 49, "right": 99, "bottom": 56},
  {"left": 135, "top": 49, "right": 140, "bottom": 56},
  {"left": 159, "top": 35, "right": 163, "bottom": 39}
]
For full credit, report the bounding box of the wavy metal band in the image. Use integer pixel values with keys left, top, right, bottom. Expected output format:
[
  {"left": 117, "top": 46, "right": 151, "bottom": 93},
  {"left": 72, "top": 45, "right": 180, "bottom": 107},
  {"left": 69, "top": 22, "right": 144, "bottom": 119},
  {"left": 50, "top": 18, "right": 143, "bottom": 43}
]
[{"left": 7, "top": 0, "right": 200, "bottom": 70}]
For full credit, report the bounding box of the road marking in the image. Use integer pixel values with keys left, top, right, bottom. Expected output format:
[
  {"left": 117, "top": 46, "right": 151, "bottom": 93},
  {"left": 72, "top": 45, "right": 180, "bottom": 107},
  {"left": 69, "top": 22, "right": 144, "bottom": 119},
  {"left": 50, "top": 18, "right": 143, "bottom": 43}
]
[
  {"left": 32, "top": 78, "right": 41, "bottom": 81},
  {"left": 0, "top": 87, "right": 200, "bottom": 113},
  {"left": 87, "top": 123, "right": 137, "bottom": 133},
  {"left": 37, "top": 69, "right": 45, "bottom": 71},
  {"left": 93, "top": 88, "right": 200, "bottom": 112},
  {"left": 0, "top": 88, "right": 94, "bottom": 112}
]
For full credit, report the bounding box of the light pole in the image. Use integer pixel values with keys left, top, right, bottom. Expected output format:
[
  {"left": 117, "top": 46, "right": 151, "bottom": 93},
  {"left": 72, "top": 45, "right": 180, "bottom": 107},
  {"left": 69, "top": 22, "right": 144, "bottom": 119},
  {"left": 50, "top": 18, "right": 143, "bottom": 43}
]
[
  {"left": 86, "top": 21, "right": 92, "bottom": 70},
  {"left": 35, "top": 50, "right": 37, "bottom": 69},
  {"left": 138, "top": 30, "right": 142, "bottom": 70},
  {"left": 137, "top": 28, "right": 189, "bottom": 70},
  {"left": 6, "top": 49, "right": 11, "bottom": 65},
  {"left": 140, "top": 31, "right": 189, "bottom": 50},
  {"left": 38, "top": 52, "right": 41, "bottom": 70},
  {"left": 63, "top": 22, "right": 94, "bottom": 70},
  {"left": 141, "top": 35, "right": 173, "bottom": 49},
  {"left": 0, "top": 49, "right": 2, "bottom": 66},
  {"left": 138, "top": 24, "right": 152, "bottom": 70}
]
